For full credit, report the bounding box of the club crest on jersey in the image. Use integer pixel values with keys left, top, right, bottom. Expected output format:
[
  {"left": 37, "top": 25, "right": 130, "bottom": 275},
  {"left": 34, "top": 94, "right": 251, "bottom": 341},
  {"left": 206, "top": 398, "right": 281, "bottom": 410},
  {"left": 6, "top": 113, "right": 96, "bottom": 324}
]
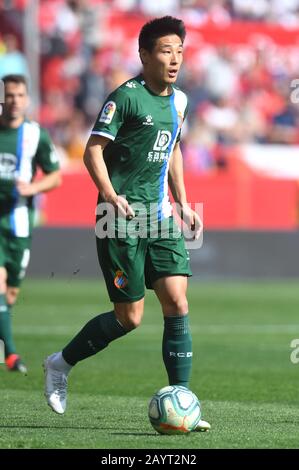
[
  {"left": 114, "top": 270, "right": 128, "bottom": 289},
  {"left": 99, "top": 101, "right": 116, "bottom": 124}
]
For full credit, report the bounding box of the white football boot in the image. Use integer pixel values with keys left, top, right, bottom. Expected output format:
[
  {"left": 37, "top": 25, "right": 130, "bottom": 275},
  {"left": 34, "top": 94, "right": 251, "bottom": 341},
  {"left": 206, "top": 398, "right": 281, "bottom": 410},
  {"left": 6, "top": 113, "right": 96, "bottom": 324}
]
[
  {"left": 193, "top": 419, "right": 211, "bottom": 432},
  {"left": 43, "top": 353, "right": 68, "bottom": 414}
]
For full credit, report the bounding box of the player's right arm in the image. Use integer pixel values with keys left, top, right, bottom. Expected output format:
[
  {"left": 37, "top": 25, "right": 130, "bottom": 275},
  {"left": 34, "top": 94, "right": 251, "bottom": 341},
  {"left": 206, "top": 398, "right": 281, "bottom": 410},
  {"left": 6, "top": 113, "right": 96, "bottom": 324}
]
[{"left": 83, "top": 135, "right": 134, "bottom": 219}]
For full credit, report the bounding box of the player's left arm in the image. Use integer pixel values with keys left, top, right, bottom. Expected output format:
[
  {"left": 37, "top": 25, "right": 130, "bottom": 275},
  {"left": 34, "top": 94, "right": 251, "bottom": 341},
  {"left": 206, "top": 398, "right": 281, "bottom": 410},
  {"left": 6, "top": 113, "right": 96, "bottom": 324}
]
[
  {"left": 168, "top": 142, "right": 201, "bottom": 240},
  {"left": 17, "top": 128, "right": 61, "bottom": 197},
  {"left": 17, "top": 170, "right": 61, "bottom": 196}
]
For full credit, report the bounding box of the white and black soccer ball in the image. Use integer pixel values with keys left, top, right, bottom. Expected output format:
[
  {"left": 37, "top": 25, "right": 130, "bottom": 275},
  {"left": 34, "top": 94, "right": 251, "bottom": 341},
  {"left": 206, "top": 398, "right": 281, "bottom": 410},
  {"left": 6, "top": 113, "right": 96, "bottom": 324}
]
[{"left": 148, "top": 385, "right": 201, "bottom": 435}]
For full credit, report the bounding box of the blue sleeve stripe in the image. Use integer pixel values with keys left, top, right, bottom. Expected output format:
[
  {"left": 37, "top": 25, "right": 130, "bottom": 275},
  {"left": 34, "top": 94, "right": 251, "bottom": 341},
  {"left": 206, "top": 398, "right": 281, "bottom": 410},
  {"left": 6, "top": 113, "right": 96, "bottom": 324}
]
[
  {"left": 10, "top": 123, "right": 24, "bottom": 235},
  {"left": 157, "top": 93, "right": 179, "bottom": 221}
]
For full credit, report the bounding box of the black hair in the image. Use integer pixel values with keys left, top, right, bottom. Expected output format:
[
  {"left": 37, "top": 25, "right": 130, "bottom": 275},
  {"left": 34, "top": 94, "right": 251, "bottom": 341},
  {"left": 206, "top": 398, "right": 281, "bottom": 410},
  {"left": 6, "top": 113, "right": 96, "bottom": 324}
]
[
  {"left": 138, "top": 16, "right": 186, "bottom": 52},
  {"left": 2, "top": 74, "right": 28, "bottom": 89}
]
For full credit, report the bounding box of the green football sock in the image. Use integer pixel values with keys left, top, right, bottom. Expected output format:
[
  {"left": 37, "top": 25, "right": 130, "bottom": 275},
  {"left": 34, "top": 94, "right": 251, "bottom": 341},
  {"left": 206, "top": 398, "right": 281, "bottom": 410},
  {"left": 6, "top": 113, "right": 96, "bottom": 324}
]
[
  {"left": 162, "top": 314, "right": 192, "bottom": 389},
  {"left": 62, "top": 310, "right": 127, "bottom": 366},
  {"left": 0, "top": 294, "right": 16, "bottom": 357}
]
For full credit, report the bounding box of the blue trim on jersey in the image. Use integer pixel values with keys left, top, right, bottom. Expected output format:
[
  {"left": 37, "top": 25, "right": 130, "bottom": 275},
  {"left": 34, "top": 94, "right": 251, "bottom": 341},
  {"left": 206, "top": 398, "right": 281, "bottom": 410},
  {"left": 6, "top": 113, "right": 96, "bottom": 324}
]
[
  {"left": 157, "top": 93, "right": 178, "bottom": 221},
  {"left": 10, "top": 123, "right": 24, "bottom": 235}
]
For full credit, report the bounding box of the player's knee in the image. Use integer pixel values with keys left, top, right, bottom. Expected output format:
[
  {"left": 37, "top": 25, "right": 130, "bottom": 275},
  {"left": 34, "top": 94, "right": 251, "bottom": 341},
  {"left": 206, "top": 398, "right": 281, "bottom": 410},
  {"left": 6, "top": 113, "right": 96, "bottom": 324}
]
[
  {"left": 163, "top": 297, "right": 189, "bottom": 315},
  {"left": 123, "top": 314, "right": 142, "bottom": 331},
  {"left": 114, "top": 302, "right": 144, "bottom": 331},
  {"left": 116, "top": 311, "right": 143, "bottom": 331}
]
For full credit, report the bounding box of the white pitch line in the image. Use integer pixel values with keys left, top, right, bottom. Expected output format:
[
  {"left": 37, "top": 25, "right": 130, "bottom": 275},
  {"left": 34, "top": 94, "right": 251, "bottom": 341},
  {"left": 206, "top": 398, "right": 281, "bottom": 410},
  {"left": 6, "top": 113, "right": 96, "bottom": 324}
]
[
  {"left": 142, "top": 324, "right": 299, "bottom": 334},
  {"left": 13, "top": 324, "right": 299, "bottom": 335}
]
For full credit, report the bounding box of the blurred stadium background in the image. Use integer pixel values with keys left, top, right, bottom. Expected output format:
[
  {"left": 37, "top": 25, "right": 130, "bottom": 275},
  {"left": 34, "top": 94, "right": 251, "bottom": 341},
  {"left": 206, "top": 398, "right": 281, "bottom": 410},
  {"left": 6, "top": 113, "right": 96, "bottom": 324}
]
[
  {"left": 1, "top": 0, "right": 299, "bottom": 450},
  {"left": 1, "top": 0, "right": 299, "bottom": 280}
]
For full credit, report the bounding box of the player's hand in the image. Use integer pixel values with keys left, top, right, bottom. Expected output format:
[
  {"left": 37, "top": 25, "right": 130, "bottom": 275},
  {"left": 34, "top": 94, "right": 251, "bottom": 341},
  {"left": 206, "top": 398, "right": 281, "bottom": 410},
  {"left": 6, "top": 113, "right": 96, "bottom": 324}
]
[
  {"left": 16, "top": 180, "right": 38, "bottom": 196},
  {"left": 179, "top": 203, "right": 202, "bottom": 240},
  {"left": 113, "top": 195, "right": 135, "bottom": 220}
]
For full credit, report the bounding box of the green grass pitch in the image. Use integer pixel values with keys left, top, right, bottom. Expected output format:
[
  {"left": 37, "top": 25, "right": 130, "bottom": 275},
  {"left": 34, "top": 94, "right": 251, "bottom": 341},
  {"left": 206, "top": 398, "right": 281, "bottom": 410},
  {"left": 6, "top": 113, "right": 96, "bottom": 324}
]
[{"left": 0, "top": 279, "right": 298, "bottom": 449}]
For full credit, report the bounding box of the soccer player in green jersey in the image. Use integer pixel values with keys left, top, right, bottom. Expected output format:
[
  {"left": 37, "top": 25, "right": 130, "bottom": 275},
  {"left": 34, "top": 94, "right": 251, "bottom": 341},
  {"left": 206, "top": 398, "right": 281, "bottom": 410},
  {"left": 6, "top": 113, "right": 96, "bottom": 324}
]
[
  {"left": 0, "top": 74, "right": 61, "bottom": 373},
  {"left": 44, "top": 16, "right": 210, "bottom": 431}
]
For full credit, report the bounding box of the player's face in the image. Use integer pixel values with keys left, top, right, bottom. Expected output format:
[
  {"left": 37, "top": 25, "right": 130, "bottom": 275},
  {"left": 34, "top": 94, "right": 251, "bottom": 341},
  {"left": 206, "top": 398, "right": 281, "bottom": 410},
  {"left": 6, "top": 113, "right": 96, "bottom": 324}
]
[
  {"left": 3, "top": 82, "right": 28, "bottom": 122},
  {"left": 142, "top": 34, "right": 183, "bottom": 86}
]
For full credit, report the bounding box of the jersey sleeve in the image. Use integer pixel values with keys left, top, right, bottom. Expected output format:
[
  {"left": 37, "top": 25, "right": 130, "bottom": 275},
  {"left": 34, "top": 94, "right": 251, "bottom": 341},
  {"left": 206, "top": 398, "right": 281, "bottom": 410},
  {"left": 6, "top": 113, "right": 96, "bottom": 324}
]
[
  {"left": 176, "top": 99, "right": 189, "bottom": 143},
  {"left": 35, "top": 128, "right": 60, "bottom": 173},
  {"left": 91, "top": 87, "right": 132, "bottom": 141}
]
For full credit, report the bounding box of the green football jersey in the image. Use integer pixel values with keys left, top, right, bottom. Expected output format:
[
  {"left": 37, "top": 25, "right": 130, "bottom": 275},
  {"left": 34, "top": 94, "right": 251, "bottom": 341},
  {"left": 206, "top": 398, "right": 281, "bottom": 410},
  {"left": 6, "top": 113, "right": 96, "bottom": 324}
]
[
  {"left": 91, "top": 75, "right": 188, "bottom": 220},
  {"left": 0, "top": 120, "right": 59, "bottom": 237}
]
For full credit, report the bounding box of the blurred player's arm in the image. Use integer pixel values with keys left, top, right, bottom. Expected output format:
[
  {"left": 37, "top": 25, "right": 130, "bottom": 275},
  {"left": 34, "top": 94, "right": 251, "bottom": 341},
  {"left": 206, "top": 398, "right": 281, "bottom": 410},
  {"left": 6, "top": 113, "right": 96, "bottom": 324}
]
[
  {"left": 17, "top": 171, "right": 61, "bottom": 196},
  {"left": 83, "top": 135, "right": 134, "bottom": 218},
  {"left": 168, "top": 142, "right": 201, "bottom": 239},
  {"left": 17, "top": 127, "right": 61, "bottom": 196}
]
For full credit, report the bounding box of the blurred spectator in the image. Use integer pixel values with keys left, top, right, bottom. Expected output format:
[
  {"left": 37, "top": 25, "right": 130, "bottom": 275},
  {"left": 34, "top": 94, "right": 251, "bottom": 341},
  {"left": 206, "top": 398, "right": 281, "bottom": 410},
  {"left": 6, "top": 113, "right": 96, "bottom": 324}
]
[
  {"left": 268, "top": 81, "right": 299, "bottom": 144},
  {"left": 75, "top": 48, "right": 107, "bottom": 121},
  {"left": 182, "top": 115, "right": 216, "bottom": 173},
  {"left": 200, "top": 97, "right": 239, "bottom": 142},
  {"left": 181, "top": 0, "right": 231, "bottom": 26},
  {"left": 0, "top": 34, "right": 29, "bottom": 79},
  {"left": 202, "top": 45, "right": 239, "bottom": 100},
  {"left": 67, "top": 0, "right": 106, "bottom": 56},
  {"left": 113, "top": 0, "right": 138, "bottom": 12},
  {"left": 231, "top": 0, "right": 270, "bottom": 21},
  {"left": 2, "top": 1, "right": 299, "bottom": 172},
  {"left": 62, "top": 110, "right": 89, "bottom": 164},
  {"left": 139, "top": 0, "right": 180, "bottom": 17},
  {"left": 270, "top": 102, "right": 299, "bottom": 144}
]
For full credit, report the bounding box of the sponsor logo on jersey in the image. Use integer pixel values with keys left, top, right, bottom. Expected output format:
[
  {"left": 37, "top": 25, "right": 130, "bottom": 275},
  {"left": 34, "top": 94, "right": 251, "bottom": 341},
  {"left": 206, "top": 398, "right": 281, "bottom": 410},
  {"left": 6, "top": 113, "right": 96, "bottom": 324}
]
[
  {"left": 153, "top": 130, "right": 172, "bottom": 151},
  {"left": 147, "top": 151, "right": 169, "bottom": 163},
  {"left": 126, "top": 81, "right": 137, "bottom": 88},
  {"left": 0, "top": 153, "right": 17, "bottom": 180},
  {"left": 142, "top": 114, "right": 154, "bottom": 126},
  {"left": 114, "top": 270, "right": 128, "bottom": 289},
  {"left": 147, "top": 130, "right": 171, "bottom": 162},
  {"left": 99, "top": 101, "right": 116, "bottom": 124}
]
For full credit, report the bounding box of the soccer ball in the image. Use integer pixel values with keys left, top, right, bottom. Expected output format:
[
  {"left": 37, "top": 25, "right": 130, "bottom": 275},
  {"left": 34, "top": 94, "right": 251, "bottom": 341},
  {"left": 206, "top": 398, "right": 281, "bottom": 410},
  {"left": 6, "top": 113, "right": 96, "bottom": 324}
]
[{"left": 148, "top": 385, "right": 201, "bottom": 435}]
